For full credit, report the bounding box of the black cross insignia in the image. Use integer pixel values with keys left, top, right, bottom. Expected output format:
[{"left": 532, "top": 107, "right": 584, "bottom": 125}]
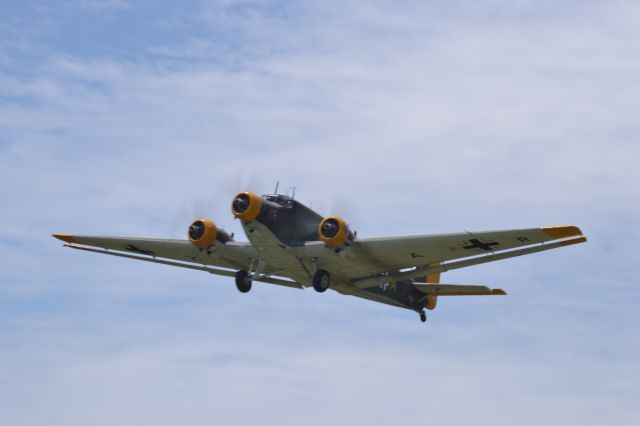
[
  {"left": 463, "top": 238, "right": 499, "bottom": 252},
  {"left": 124, "top": 244, "right": 155, "bottom": 256}
]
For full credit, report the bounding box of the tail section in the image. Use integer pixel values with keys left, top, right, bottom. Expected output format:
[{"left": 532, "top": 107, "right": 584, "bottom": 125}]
[{"left": 414, "top": 264, "right": 506, "bottom": 310}]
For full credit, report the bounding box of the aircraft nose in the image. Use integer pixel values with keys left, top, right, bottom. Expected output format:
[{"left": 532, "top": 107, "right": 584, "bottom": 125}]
[{"left": 232, "top": 194, "right": 250, "bottom": 213}]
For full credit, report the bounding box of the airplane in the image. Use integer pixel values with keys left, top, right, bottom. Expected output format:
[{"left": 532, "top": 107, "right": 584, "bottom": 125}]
[{"left": 53, "top": 190, "right": 587, "bottom": 322}]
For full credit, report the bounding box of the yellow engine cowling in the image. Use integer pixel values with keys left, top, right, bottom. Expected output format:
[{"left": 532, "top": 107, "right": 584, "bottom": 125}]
[
  {"left": 425, "top": 271, "right": 441, "bottom": 310},
  {"left": 231, "top": 191, "right": 262, "bottom": 222},
  {"left": 188, "top": 218, "right": 218, "bottom": 249},
  {"left": 318, "top": 216, "right": 354, "bottom": 248}
]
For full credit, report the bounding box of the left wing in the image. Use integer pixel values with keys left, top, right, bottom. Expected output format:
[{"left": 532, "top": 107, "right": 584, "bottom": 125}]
[
  {"left": 297, "top": 226, "right": 586, "bottom": 287},
  {"left": 353, "top": 226, "right": 584, "bottom": 267}
]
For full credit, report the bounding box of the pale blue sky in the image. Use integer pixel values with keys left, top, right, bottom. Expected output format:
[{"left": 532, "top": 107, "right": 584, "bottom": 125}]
[{"left": 1, "top": 1, "right": 638, "bottom": 425}]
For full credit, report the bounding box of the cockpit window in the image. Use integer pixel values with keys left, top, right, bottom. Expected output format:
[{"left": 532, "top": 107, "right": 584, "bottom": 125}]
[{"left": 264, "top": 194, "right": 293, "bottom": 207}]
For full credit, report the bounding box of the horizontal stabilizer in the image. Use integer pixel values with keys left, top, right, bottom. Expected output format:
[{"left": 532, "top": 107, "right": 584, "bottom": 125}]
[{"left": 413, "top": 283, "right": 506, "bottom": 296}]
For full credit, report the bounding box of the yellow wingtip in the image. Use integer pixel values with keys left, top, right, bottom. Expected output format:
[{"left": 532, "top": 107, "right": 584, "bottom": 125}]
[
  {"left": 541, "top": 225, "right": 583, "bottom": 239},
  {"left": 492, "top": 289, "right": 507, "bottom": 295},
  {"left": 52, "top": 234, "right": 77, "bottom": 244}
]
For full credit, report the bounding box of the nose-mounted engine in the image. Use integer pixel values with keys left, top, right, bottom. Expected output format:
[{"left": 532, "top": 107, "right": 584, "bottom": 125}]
[
  {"left": 231, "top": 191, "right": 285, "bottom": 223},
  {"left": 318, "top": 216, "right": 355, "bottom": 248},
  {"left": 231, "top": 192, "right": 262, "bottom": 222},
  {"left": 188, "top": 218, "right": 232, "bottom": 249}
]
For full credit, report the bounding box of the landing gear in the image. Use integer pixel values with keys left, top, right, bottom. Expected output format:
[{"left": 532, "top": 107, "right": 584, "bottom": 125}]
[
  {"left": 312, "top": 269, "right": 330, "bottom": 293},
  {"left": 419, "top": 310, "right": 427, "bottom": 323},
  {"left": 235, "top": 270, "right": 252, "bottom": 293}
]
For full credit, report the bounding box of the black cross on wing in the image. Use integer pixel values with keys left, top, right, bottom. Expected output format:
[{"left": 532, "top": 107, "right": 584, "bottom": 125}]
[
  {"left": 463, "top": 238, "right": 500, "bottom": 252},
  {"left": 123, "top": 244, "right": 156, "bottom": 256}
]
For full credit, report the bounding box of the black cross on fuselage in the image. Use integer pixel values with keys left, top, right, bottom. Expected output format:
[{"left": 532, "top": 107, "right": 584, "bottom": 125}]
[{"left": 463, "top": 238, "right": 499, "bottom": 252}]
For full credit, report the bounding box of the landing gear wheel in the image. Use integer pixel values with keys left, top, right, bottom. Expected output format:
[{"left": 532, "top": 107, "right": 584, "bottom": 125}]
[
  {"left": 419, "top": 310, "right": 427, "bottom": 323},
  {"left": 235, "top": 270, "right": 252, "bottom": 293},
  {"left": 312, "top": 269, "right": 331, "bottom": 293}
]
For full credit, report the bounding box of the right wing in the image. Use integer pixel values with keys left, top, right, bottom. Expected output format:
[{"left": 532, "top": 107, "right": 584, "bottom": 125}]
[{"left": 52, "top": 234, "right": 303, "bottom": 289}]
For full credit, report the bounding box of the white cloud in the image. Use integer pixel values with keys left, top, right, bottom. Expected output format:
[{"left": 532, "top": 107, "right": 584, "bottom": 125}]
[{"left": 69, "top": 0, "right": 131, "bottom": 11}]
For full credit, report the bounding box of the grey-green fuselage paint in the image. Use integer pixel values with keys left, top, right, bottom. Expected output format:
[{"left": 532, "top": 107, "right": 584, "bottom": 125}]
[{"left": 254, "top": 194, "right": 426, "bottom": 312}]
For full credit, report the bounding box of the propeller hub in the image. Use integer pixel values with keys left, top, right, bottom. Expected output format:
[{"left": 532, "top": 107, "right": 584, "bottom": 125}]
[
  {"left": 321, "top": 218, "right": 340, "bottom": 238},
  {"left": 189, "top": 220, "right": 206, "bottom": 240},
  {"left": 232, "top": 194, "right": 250, "bottom": 213}
]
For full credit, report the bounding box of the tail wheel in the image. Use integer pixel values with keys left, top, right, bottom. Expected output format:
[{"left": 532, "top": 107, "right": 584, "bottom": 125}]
[
  {"left": 312, "top": 269, "right": 330, "bottom": 293},
  {"left": 235, "top": 270, "right": 252, "bottom": 293}
]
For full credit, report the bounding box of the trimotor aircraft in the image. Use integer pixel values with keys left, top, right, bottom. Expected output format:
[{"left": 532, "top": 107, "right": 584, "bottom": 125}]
[{"left": 53, "top": 190, "right": 586, "bottom": 322}]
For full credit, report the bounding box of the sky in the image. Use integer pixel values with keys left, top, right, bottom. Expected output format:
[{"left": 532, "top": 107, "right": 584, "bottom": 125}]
[{"left": 0, "top": 0, "right": 639, "bottom": 425}]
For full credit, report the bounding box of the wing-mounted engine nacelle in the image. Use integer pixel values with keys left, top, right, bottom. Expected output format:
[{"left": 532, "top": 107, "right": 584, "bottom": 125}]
[
  {"left": 188, "top": 218, "right": 232, "bottom": 249},
  {"left": 318, "top": 216, "right": 355, "bottom": 248}
]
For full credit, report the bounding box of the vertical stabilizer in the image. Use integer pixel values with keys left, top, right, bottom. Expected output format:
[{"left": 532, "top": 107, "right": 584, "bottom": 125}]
[{"left": 424, "top": 266, "right": 441, "bottom": 310}]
